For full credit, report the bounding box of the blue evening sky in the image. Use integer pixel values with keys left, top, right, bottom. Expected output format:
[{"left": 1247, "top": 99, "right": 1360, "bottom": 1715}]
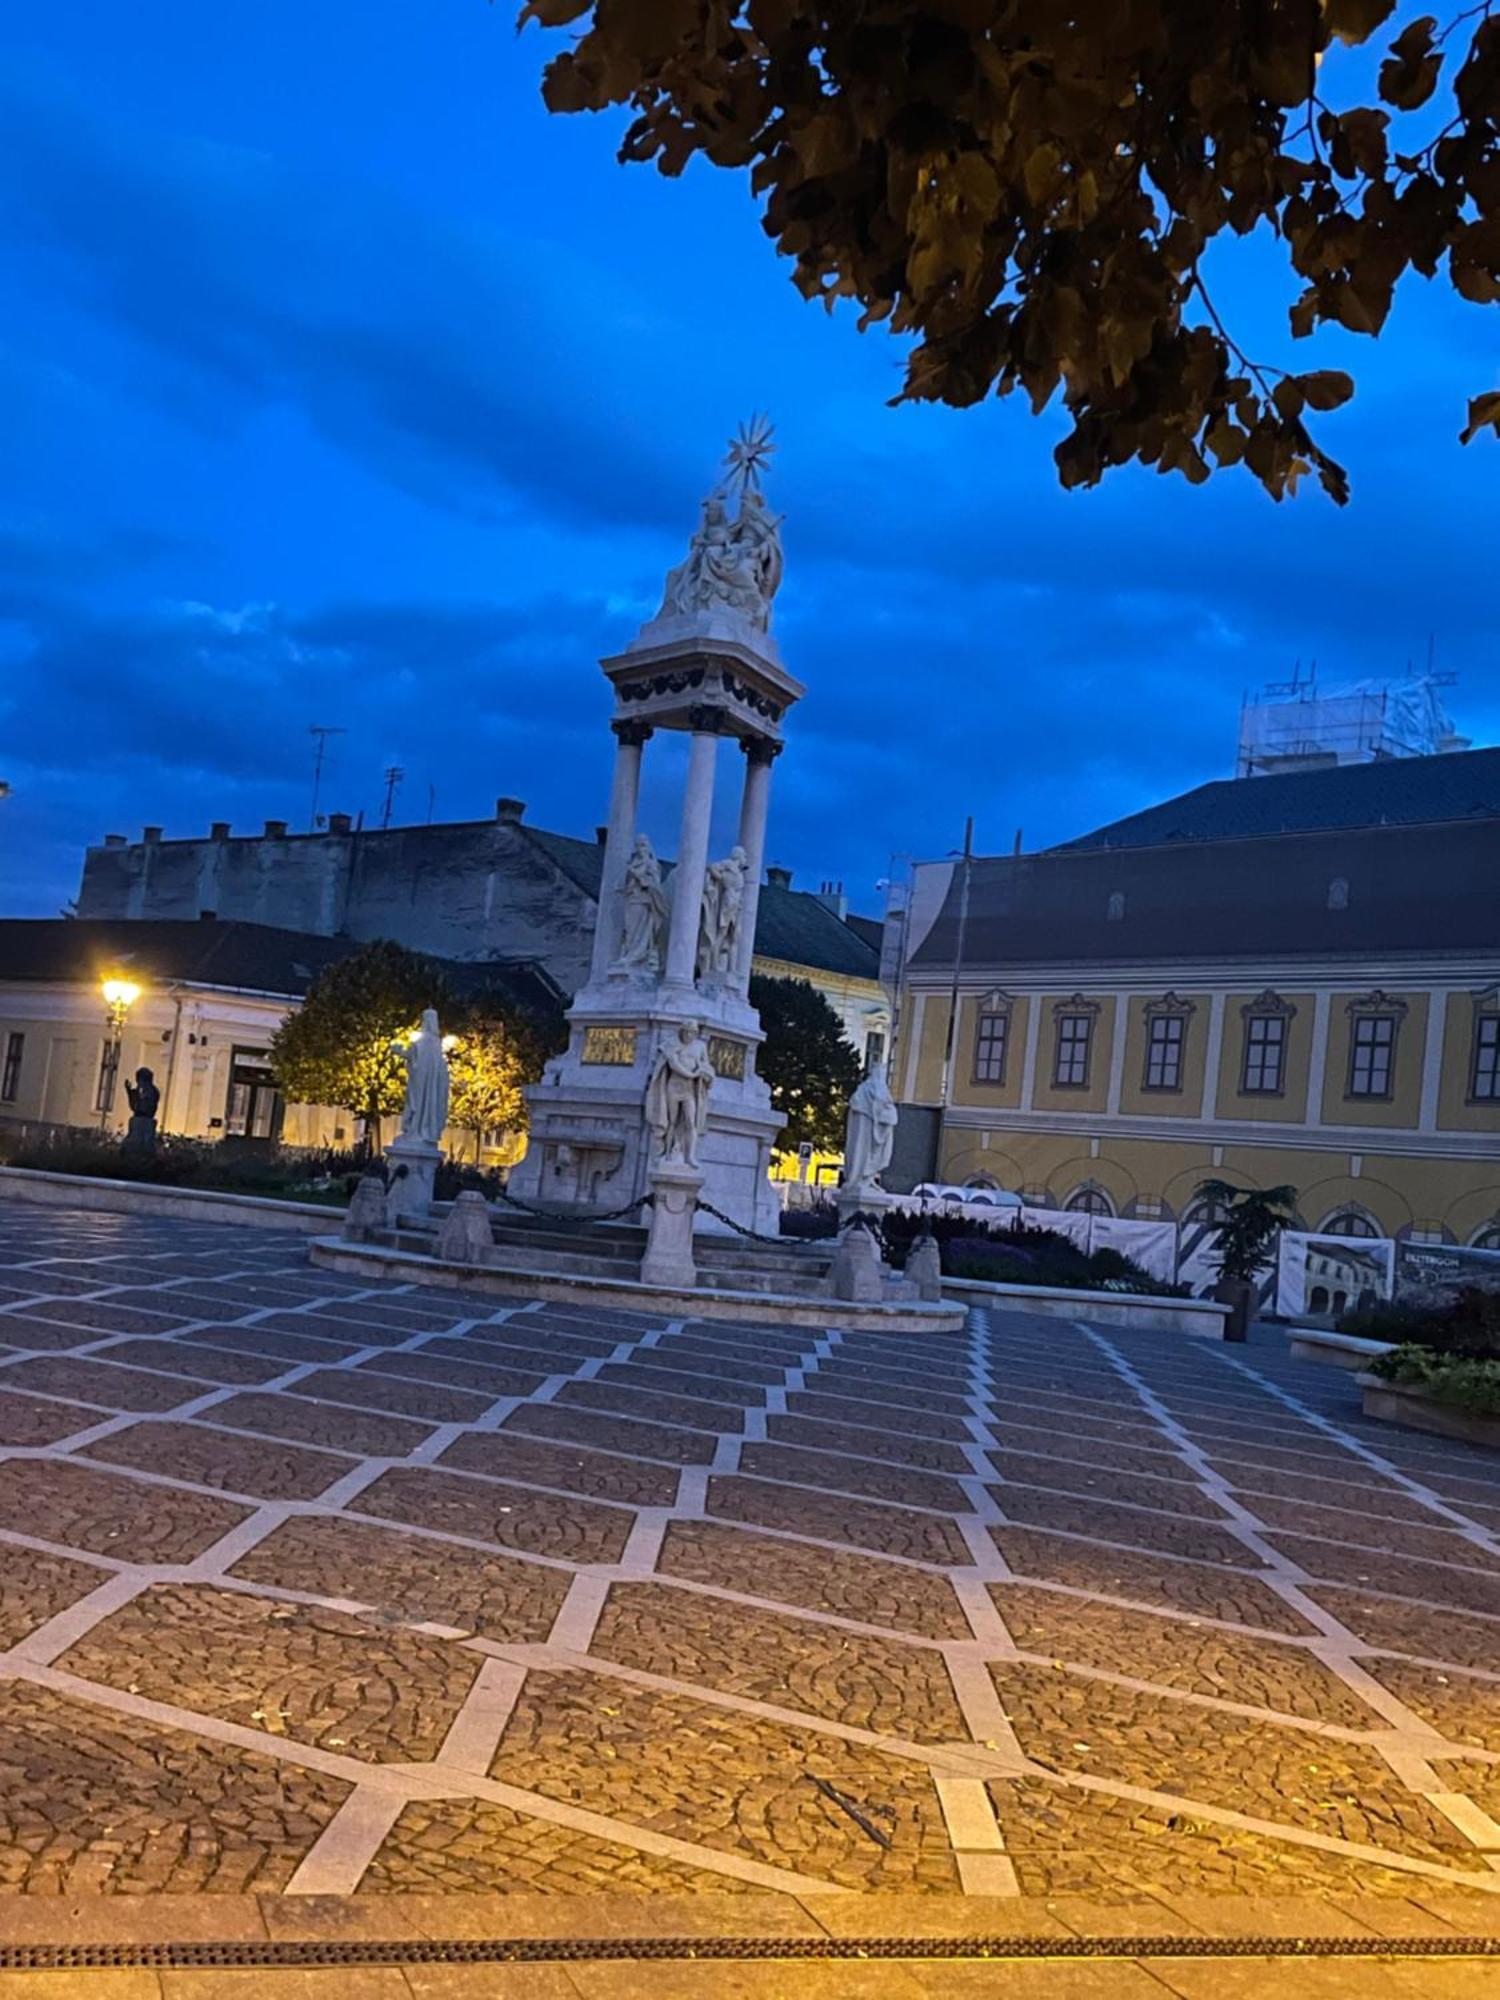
[{"left": 2, "top": 3, "right": 1496, "bottom": 922}]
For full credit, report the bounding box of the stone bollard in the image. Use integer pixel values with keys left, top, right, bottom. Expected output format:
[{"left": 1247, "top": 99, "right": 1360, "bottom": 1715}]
[
  {"left": 828, "top": 1219, "right": 884, "bottom": 1304},
  {"left": 436, "top": 1189, "right": 493, "bottom": 1265},
  {"left": 343, "top": 1173, "right": 389, "bottom": 1241},
  {"left": 640, "top": 1163, "right": 701, "bottom": 1290},
  {"left": 906, "top": 1233, "right": 943, "bottom": 1302}
]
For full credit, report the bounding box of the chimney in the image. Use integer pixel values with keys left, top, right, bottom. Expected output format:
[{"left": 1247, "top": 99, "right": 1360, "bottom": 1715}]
[
  {"left": 103, "top": 834, "right": 127, "bottom": 849},
  {"left": 327, "top": 812, "right": 352, "bottom": 835},
  {"left": 495, "top": 797, "right": 526, "bottom": 824},
  {"left": 210, "top": 821, "right": 230, "bottom": 840},
  {"left": 264, "top": 818, "right": 288, "bottom": 838},
  {"left": 816, "top": 879, "right": 849, "bottom": 922},
  {"left": 142, "top": 826, "right": 162, "bottom": 845},
  {"left": 765, "top": 864, "right": 792, "bottom": 890}
]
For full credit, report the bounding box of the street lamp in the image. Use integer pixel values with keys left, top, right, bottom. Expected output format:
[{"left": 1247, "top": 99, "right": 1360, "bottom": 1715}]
[{"left": 99, "top": 976, "right": 142, "bottom": 1129}]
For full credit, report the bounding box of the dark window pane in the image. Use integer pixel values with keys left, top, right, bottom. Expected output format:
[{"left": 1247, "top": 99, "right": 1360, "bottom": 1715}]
[
  {"left": 973, "top": 1011, "right": 1008, "bottom": 1085},
  {"left": 1241, "top": 1014, "right": 1285, "bottom": 1094},
  {"left": 0, "top": 1032, "right": 22, "bottom": 1103},
  {"left": 1472, "top": 1017, "right": 1499, "bottom": 1102}
]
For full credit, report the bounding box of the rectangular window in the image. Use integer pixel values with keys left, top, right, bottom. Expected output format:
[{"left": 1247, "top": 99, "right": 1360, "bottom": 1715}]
[
  {"left": 95, "top": 1038, "right": 121, "bottom": 1114},
  {"left": 863, "top": 1030, "right": 886, "bottom": 1072},
  {"left": 1143, "top": 1014, "right": 1184, "bottom": 1091},
  {"left": 972, "top": 1011, "right": 1008, "bottom": 1085},
  {"left": 1472, "top": 1016, "right": 1500, "bottom": 1102},
  {"left": 1241, "top": 1014, "right": 1286, "bottom": 1095},
  {"left": 0, "top": 1033, "right": 22, "bottom": 1103},
  {"left": 1052, "top": 1013, "right": 1092, "bottom": 1089},
  {"left": 1348, "top": 1013, "right": 1396, "bottom": 1098}
]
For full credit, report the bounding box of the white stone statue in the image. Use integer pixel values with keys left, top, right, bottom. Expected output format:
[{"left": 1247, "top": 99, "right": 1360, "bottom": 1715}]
[
  {"left": 842, "top": 1066, "right": 898, "bottom": 1196},
  {"left": 696, "top": 844, "right": 748, "bottom": 980},
  {"left": 655, "top": 420, "right": 784, "bottom": 633},
  {"left": 645, "top": 1020, "right": 716, "bottom": 1168},
  {"left": 616, "top": 833, "right": 668, "bottom": 973},
  {"left": 393, "top": 1007, "right": 451, "bottom": 1147}
]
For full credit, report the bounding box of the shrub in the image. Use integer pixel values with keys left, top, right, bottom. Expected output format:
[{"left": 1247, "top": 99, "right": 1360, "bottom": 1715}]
[
  {"left": 1369, "top": 1345, "right": 1500, "bottom": 1419},
  {"left": 1342, "top": 1286, "right": 1500, "bottom": 1363}
]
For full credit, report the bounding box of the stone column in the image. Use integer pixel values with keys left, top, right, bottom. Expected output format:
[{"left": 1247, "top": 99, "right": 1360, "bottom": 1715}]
[
  {"left": 590, "top": 720, "right": 652, "bottom": 983},
  {"left": 731, "top": 739, "right": 779, "bottom": 994},
  {"left": 663, "top": 713, "right": 719, "bottom": 992}
]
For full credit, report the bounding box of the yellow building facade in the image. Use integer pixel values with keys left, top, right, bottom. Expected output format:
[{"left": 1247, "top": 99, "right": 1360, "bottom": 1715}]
[{"left": 891, "top": 758, "right": 1500, "bottom": 1245}]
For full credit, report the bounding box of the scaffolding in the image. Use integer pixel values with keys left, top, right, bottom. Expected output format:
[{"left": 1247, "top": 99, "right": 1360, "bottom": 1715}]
[{"left": 1236, "top": 666, "right": 1468, "bottom": 777}]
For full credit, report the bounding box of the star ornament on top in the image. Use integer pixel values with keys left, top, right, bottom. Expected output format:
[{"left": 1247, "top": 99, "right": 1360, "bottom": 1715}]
[{"left": 723, "top": 415, "right": 776, "bottom": 497}]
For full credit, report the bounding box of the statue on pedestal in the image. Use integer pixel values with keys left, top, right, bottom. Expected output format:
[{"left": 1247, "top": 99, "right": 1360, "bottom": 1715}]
[
  {"left": 842, "top": 1066, "right": 898, "bottom": 1196},
  {"left": 616, "top": 834, "right": 668, "bottom": 974},
  {"left": 654, "top": 418, "right": 784, "bottom": 635},
  {"left": 393, "top": 1009, "right": 450, "bottom": 1146},
  {"left": 122, "top": 1068, "right": 160, "bottom": 1156},
  {"left": 697, "top": 845, "right": 748, "bottom": 980},
  {"left": 645, "top": 1021, "right": 715, "bottom": 1168}
]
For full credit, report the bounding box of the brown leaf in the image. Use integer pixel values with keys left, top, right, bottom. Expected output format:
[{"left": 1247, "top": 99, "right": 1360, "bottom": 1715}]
[
  {"left": 1459, "top": 390, "right": 1500, "bottom": 444},
  {"left": 1300, "top": 369, "right": 1355, "bottom": 410}
]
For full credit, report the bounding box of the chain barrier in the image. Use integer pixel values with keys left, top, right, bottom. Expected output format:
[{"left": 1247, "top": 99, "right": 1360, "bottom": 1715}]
[
  {"left": 492, "top": 1183, "right": 651, "bottom": 1227},
  {"left": 691, "top": 1197, "right": 792, "bottom": 1247}
]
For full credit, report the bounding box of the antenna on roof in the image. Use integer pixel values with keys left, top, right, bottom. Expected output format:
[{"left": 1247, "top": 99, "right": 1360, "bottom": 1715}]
[
  {"left": 380, "top": 766, "right": 405, "bottom": 831},
  {"left": 308, "top": 726, "right": 346, "bottom": 831}
]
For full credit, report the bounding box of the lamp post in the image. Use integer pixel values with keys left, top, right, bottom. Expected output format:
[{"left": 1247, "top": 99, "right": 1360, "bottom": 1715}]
[{"left": 99, "top": 977, "right": 141, "bottom": 1131}]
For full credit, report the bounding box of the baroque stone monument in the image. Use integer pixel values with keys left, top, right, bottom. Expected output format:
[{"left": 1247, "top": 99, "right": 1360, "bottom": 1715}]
[{"left": 507, "top": 418, "right": 799, "bottom": 1239}]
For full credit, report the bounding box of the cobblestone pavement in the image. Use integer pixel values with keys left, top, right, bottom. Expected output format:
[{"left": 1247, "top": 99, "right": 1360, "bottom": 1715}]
[{"left": 0, "top": 1208, "right": 1497, "bottom": 1927}]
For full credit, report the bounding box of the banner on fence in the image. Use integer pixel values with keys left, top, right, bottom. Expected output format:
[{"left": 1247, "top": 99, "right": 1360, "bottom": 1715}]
[
  {"left": 1395, "top": 1240, "right": 1500, "bottom": 1297},
  {"left": 1275, "top": 1232, "right": 1395, "bottom": 1320}
]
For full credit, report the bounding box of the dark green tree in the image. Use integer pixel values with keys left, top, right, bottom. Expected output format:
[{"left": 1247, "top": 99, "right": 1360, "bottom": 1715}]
[
  {"left": 1195, "top": 1177, "right": 1300, "bottom": 1282},
  {"left": 750, "top": 973, "right": 862, "bottom": 1152},
  {"left": 444, "top": 1002, "right": 559, "bottom": 1162},
  {"left": 270, "top": 942, "right": 448, "bottom": 1153}
]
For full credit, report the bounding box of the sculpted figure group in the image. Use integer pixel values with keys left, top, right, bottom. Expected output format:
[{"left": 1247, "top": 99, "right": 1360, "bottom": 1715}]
[
  {"left": 614, "top": 832, "right": 747, "bottom": 987},
  {"left": 658, "top": 485, "right": 783, "bottom": 633}
]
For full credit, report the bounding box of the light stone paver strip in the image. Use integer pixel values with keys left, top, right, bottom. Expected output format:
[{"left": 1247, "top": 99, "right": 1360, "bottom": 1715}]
[{"left": 0, "top": 1210, "right": 1495, "bottom": 1924}]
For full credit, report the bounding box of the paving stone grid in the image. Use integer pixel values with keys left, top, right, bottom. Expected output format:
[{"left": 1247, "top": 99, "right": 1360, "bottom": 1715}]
[{"left": 0, "top": 1209, "right": 1497, "bottom": 1912}]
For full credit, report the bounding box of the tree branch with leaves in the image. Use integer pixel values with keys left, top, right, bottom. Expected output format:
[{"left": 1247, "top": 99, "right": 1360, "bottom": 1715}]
[{"left": 519, "top": 0, "right": 1500, "bottom": 502}]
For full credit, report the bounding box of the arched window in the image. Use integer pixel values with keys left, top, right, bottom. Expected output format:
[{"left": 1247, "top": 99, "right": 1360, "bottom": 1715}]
[
  {"left": 1309, "top": 1285, "right": 1330, "bottom": 1313},
  {"left": 1332, "top": 1289, "right": 1349, "bottom": 1314},
  {"left": 1106, "top": 891, "right": 1126, "bottom": 922},
  {"left": 1327, "top": 877, "right": 1350, "bottom": 911},
  {"left": 1322, "top": 1209, "right": 1379, "bottom": 1239},
  {"left": 1470, "top": 1223, "right": 1500, "bottom": 1251},
  {"left": 1185, "top": 1197, "right": 1228, "bottom": 1228},
  {"left": 1066, "top": 1184, "right": 1114, "bottom": 1217}
]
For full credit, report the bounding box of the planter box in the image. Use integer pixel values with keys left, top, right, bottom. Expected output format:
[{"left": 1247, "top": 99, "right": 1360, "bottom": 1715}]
[
  {"left": 942, "top": 1275, "right": 1231, "bottom": 1338},
  {"left": 1289, "top": 1328, "right": 1395, "bottom": 1372},
  {"left": 1357, "top": 1372, "right": 1500, "bottom": 1451}
]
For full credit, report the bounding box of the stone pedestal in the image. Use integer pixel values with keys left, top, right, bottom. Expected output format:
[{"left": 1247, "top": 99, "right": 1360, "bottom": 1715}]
[
  {"left": 835, "top": 1183, "right": 895, "bottom": 1234},
  {"left": 437, "top": 1189, "right": 493, "bottom": 1264},
  {"left": 386, "top": 1135, "right": 442, "bottom": 1228},
  {"left": 640, "top": 1162, "right": 702, "bottom": 1290}
]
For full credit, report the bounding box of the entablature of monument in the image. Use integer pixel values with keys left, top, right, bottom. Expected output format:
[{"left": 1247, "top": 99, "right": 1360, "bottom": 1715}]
[{"left": 601, "top": 632, "right": 805, "bottom": 747}]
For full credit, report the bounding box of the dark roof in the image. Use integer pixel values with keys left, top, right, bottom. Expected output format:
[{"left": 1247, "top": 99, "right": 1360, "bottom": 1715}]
[
  {"left": 0, "top": 920, "right": 560, "bottom": 1015},
  {"left": 1060, "top": 747, "right": 1500, "bottom": 852},
  {"left": 523, "top": 827, "right": 880, "bottom": 981},
  {"left": 909, "top": 818, "right": 1500, "bottom": 970},
  {"left": 843, "top": 912, "right": 884, "bottom": 953}
]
